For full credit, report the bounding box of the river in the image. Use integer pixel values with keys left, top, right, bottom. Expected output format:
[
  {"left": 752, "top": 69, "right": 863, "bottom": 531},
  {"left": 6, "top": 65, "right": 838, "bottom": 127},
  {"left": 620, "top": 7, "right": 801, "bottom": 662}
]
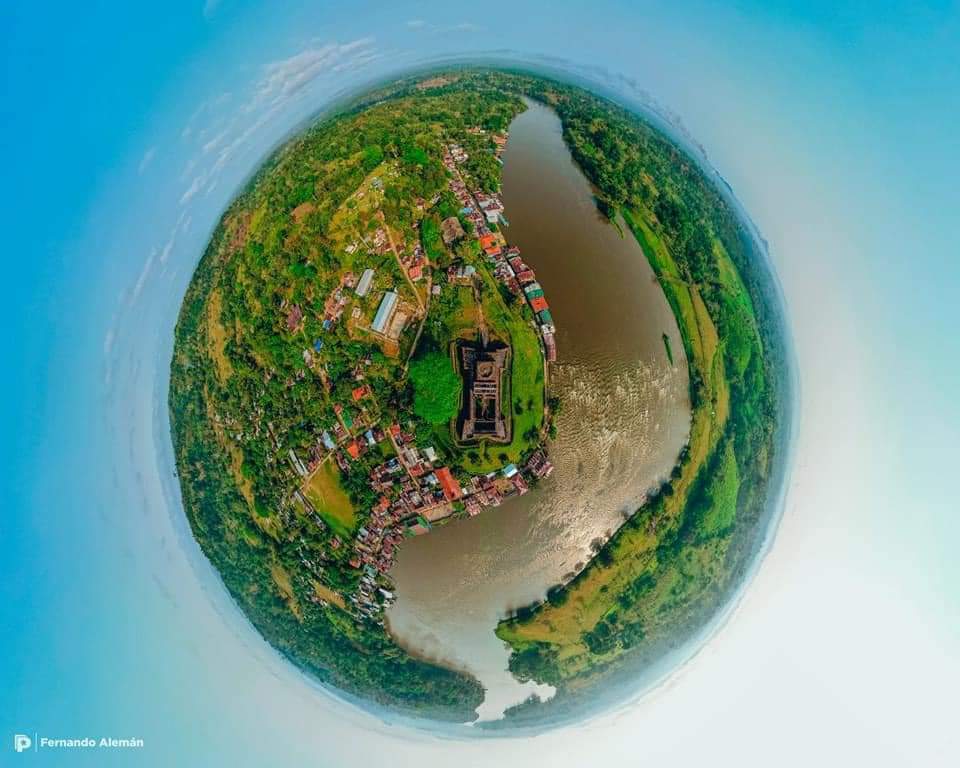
[{"left": 386, "top": 99, "right": 691, "bottom": 721}]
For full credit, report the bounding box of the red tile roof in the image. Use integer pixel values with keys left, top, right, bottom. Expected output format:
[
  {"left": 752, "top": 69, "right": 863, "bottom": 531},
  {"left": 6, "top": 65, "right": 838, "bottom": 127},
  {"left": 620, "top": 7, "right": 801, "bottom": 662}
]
[
  {"left": 352, "top": 385, "right": 367, "bottom": 402},
  {"left": 516, "top": 269, "right": 536, "bottom": 284},
  {"left": 346, "top": 441, "right": 360, "bottom": 459},
  {"left": 435, "top": 467, "right": 463, "bottom": 501},
  {"left": 529, "top": 296, "right": 549, "bottom": 313}
]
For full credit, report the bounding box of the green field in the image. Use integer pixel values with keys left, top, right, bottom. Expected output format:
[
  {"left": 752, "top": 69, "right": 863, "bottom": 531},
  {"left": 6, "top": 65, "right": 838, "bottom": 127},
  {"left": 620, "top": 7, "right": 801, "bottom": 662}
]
[{"left": 303, "top": 460, "right": 357, "bottom": 537}]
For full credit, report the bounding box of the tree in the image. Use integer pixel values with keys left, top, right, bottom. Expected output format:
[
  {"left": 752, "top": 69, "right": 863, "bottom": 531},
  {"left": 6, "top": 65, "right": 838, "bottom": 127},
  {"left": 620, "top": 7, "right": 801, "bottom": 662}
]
[{"left": 408, "top": 351, "right": 460, "bottom": 424}]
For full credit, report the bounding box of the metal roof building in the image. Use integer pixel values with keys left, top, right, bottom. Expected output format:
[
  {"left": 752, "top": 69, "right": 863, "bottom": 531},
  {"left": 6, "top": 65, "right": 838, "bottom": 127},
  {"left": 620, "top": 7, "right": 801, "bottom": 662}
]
[
  {"left": 356, "top": 268, "right": 375, "bottom": 297},
  {"left": 371, "top": 291, "right": 398, "bottom": 334}
]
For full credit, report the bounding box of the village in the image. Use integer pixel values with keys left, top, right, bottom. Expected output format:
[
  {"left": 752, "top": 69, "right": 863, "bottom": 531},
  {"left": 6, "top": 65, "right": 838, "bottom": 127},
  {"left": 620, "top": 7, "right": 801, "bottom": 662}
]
[{"left": 282, "top": 126, "right": 557, "bottom": 624}]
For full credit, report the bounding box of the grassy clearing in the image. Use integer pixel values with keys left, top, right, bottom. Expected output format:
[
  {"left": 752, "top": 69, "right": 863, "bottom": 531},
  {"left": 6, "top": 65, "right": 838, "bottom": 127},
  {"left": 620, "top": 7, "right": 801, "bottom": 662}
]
[
  {"left": 303, "top": 460, "right": 357, "bottom": 537},
  {"left": 431, "top": 283, "right": 479, "bottom": 340},
  {"left": 270, "top": 561, "right": 302, "bottom": 619},
  {"left": 205, "top": 289, "right": 233, "bottom": 383},
  {"left": 312, "top": 580, "right": 348, "bottom": 611},
  {"left": 699, "top": 441, "right": 739, "bottom": 537}
]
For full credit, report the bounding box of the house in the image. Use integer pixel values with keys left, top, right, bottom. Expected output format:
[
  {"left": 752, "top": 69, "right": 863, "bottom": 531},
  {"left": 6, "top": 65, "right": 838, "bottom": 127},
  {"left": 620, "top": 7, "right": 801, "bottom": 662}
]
[
  {"left": 286, "top": 304, "right": 303, "bottom": 332},
  {"left": 449, "top": 263, "right": 476, "bottom": 283},
  {"left": 529, "top": 296, "right": 549, "bottom": 313},
  {"left": 543, "top": 332, "right": 557, "bottom": 362},
  {"left": 441, "top": 216, "right": 465, "bottom": 245},
  {"left": 352, "top": 385, "right": 367, "bottom": 402},
  {"left": 321, "top": 431, "right": 336, "bottom": 450},
  {"left": 526, "top": 449, "right": 555, "bottom": 478},
  {"left": 516, "top": 269, "right": 536, "bottom": 284},
  {"left": 512, "top": 473, "right": 529, "bottom": 495},
  {"left": 408, "top": 263, "right": 423, "bottom": 281},
  {"left": 288, "top": 449, "right": 308, "bottom": 477},
  {"left": 371, "top": 291, "right": 398, "bottom": 335},
  {"left": 356, "top": 268, "right": 375, "bottom": 297},
  {"left": 435, "top": 467, "right": 463, "bottom": 501},
  {"left": 346, "top": 441, "right": 361, "bottom": 460},
  {"left": 386, "top": 308, "right": 409, "bottom": 340}
]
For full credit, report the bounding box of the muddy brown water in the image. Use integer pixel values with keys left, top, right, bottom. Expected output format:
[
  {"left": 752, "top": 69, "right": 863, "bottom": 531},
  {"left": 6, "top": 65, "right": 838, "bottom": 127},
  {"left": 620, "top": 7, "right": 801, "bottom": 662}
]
[{"left": 386, "top": 99, "right": 691, "bottom": 721}]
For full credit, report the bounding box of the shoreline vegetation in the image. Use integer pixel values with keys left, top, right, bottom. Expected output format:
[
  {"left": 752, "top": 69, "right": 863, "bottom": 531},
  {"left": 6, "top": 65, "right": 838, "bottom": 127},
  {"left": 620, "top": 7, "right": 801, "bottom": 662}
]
[
  {"left": 169, "top": 67, "right": 788, "bottom": 727},
  {"left": 487, "top": 73, "right": 787, "bottom": 727}
]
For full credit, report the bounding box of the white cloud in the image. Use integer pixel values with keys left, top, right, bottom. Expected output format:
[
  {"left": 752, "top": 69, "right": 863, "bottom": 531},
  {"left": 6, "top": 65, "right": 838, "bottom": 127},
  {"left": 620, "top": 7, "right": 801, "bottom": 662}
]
[
  {"left": 102, "top": 325, "right": 116, "bottom": 388},
  {"left": 130, "top": 248, "right": 157, "bottom": 305},
  {"left": 202, "top": 129, "right": 228, "bottom": 154},
  {"left": 447, "top": 22, "right": 483, "bottom": 33},
  {"left": 159, "top": 212, "right": 188, "bottom": 264},
  {"left": 180, "top": 175, "right": 203, "bottom": 205},
  {"left": 404, "top": 20, "right": 484, "bottom": 34},
  {"left": 332, "top": 50, "right": 383, "bottom": 74},
  {"left": 253, "top": 37, "right": 376, "bottom": 109},
  {"left": 176, "top": 39, "right": 379, "bottom": 209},
  {"left": 138, "top": 147, "right": 156, "bottom": 174}
]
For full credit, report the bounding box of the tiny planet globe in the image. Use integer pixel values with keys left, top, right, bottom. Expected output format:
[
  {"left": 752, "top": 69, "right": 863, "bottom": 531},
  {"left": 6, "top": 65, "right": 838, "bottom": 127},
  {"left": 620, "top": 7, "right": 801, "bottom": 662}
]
[{"left": 169, "top": 67, "right": 791, "bottom": 730}]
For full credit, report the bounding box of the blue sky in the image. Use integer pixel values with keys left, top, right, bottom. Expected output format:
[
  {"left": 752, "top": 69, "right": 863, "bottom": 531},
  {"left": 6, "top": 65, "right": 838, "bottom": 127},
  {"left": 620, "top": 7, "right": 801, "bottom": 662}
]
[{"left": 1, "top": 1, "right": 958, "bottom": 765}]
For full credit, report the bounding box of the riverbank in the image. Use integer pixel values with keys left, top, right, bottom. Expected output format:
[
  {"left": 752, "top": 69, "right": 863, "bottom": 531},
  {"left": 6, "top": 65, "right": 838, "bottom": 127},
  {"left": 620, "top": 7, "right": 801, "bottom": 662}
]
[{"left": 479, "top": 72, "right": 792, "bottom": 727}]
